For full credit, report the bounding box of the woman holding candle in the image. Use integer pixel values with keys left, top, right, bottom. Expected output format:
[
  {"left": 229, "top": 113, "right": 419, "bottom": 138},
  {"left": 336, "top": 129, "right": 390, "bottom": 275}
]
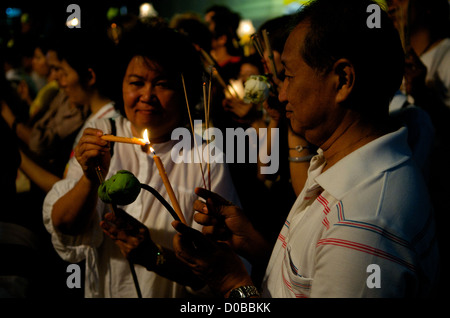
[{"left": 43, "top": 23, "right": 240, "bottom": 298}]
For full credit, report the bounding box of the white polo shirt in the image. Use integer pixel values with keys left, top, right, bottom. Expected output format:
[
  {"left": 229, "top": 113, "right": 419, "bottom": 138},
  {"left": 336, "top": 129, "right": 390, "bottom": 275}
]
[{"left": 262, "top": 127, "right": 439, "bottom": 297}]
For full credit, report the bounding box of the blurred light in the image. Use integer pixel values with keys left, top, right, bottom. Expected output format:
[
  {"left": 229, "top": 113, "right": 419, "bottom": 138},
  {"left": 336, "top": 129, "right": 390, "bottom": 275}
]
[
  {"left": 6, "top": 7, "right": 22, "bottom": 18},
  {"left": 237, "top": 20, "right": 256, "bottom": 39},
  {"left": 107, "top": 7, "right": 120, "bottom": 21},
  {"left": 66, "top": 17, "right": 79, "bottom": 27},
  {"left": 120, "top": 6, "right": 128, "bottom": 15},
  {"left": 284, "top": 2, "right": 303, "bottom": 14},
  {"left": 139, "top": 3, "right": 157, "bottom": 18}
]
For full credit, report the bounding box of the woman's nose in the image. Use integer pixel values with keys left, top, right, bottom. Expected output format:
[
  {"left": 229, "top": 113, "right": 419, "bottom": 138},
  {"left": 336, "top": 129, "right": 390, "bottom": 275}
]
[{"left": 140, "top": 84, "right": 154, "bottom": 103}]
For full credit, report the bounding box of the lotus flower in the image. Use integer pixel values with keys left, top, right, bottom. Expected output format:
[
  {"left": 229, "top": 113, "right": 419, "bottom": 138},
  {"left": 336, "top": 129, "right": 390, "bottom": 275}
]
[{"left": 243, "top": 75, "right": 271, "bottom": 104}]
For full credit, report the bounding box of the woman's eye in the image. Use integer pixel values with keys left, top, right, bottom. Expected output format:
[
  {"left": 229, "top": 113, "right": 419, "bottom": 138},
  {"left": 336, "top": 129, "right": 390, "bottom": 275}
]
[{"left": 156, "top": 81, "right": 173, "bottom": 89}]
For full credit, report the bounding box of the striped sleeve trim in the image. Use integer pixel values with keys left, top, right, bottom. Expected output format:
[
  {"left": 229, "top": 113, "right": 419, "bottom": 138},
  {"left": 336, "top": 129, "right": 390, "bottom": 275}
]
[
  {"left": 335, "top": 201, "right": 411, "bottom": 249},
  {"left": 316, "top": 238, "right": 417, "bottom": 273}
]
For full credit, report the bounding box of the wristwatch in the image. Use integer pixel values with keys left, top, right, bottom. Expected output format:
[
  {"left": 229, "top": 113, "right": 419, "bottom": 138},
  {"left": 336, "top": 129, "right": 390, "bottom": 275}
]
[{"left": 228, "top": 285, "right": 260, "bottom": 298}]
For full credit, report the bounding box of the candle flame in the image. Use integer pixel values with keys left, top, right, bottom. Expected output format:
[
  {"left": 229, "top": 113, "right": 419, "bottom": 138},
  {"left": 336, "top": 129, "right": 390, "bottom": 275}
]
[{"left": 143, "top": 129, "right": 150, "bottom": 144}]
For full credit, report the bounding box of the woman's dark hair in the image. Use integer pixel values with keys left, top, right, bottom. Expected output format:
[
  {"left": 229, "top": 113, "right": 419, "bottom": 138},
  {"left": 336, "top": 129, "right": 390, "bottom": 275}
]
[
  {"left": 293, "top": 0, "right": 405, "bottom": 119},
  {"left": 409, "top": 0, "right": 450, "bottom": 40},
  {"left": 115, "top": 23, "right": 204, "bottom": 124},
  {"left": 57, "top": 29, "right": 119, "bottom": 103},
  {"left": 206, "top": 5, "right": 243, "bottom": 56},
  {"left": 171, "top": 16, "right": 213, "bottom": 53}
]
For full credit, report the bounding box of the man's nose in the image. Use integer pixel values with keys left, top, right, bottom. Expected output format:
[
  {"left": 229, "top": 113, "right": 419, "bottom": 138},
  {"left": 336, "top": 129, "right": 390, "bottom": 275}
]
[{"left": 278, "top": 80, "right": 288, "bottom": 103}]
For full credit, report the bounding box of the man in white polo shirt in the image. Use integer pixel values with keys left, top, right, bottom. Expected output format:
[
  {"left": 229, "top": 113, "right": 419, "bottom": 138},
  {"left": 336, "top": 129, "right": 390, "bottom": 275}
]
[{"left": 172, "top": 0, "right": 440, "bottom": 298}]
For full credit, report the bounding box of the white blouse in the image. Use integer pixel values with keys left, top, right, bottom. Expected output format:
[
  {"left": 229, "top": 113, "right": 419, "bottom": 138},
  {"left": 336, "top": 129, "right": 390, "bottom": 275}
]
[{"left": 43, "top": 115, "right": 240, "bottom": 298}]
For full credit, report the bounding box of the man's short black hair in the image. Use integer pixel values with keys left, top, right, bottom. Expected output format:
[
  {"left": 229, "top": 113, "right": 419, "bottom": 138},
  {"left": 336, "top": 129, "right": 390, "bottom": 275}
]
[{"left": 293, "top": 0, "right": 405, "bottom": 118}]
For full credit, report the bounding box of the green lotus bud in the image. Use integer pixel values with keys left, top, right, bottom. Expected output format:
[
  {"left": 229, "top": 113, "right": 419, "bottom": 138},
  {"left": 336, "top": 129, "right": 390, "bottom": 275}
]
[
  {"left": 98, "top": 180, "right": 113, "bottom": 203},
  {"left": 98, "top": 170, "right": 141, "bottom": 205}
]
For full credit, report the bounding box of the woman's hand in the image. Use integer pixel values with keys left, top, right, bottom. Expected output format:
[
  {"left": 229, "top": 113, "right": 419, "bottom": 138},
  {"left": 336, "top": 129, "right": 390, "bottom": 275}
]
[
  {"left": 100, "top": 209, "right": 155, "bottom": 267},
  {"left": 222, "top": 97, "right": 256, "bottom": 119},
  {"left": 404, "top": 47, "right": 428, "bottom": 97},
  {"left": 74, "top": 128, "right": 111, "bottom": 183}
]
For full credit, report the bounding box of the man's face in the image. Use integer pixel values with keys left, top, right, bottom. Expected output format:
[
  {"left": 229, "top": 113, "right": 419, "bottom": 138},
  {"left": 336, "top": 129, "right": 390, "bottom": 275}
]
[
  {"left": 122, "top": 56, "right": 184, "bottom": 141},
  {"left": 279, "top": 23, "right": 339, "bottom": 146}
]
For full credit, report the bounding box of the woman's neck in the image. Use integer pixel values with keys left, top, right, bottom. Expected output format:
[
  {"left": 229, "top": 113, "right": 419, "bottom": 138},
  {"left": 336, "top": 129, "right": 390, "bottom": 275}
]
[
  {"left": 411, "top": 29, "right": 443, "bottom": 56},
  {"left": 89, "top": 93, "right": 111, "bottom": 114}
]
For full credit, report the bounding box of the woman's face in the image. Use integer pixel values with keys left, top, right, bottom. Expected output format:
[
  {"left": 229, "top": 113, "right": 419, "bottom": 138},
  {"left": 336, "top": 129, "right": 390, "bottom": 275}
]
[
  {"left": 59, "top": 59, "right": 90, "bottom": 106},
  {"left": 122, "top": 56, "right": 184, "bottom": 142},
  {"left": 32, "top": 47, "right": 50, "bottom": 78}
]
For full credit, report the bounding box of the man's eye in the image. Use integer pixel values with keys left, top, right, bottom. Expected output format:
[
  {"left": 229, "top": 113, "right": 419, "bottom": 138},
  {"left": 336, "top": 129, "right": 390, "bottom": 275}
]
[{"left": 130, "top": 81, "right": 144, "bottom": 86}]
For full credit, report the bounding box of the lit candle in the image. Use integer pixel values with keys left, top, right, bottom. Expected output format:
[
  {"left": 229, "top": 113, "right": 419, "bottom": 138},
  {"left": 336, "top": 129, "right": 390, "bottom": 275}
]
[
  {"left": 143, "top": 130, "right": 187, "bottom": 225},
  {"left": 225, "top": 79, "right": 245, "bottom": 100},
  {"left": 101, "top": 134, "right": 148, "bottom": 146}
]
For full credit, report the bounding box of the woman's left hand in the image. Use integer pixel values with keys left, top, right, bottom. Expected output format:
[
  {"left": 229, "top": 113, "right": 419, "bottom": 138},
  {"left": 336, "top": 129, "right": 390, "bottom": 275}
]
[{"left": 100, "top": 208, "right": 155, "bottom": 266}]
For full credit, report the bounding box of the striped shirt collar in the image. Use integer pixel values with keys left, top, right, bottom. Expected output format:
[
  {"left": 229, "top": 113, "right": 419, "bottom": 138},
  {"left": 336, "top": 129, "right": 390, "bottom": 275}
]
[{"left": 315, "top": 127, "right": 412, "bottom": 200}]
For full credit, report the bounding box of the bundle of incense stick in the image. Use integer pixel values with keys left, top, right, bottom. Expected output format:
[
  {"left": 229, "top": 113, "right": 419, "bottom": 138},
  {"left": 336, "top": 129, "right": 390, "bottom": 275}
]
[
  {"left": 199, "top": 48, "right": 239, "bottom": 99},
  {"left": 181, "top": 74, "right": 207, "bottom": 190},
  {"left": 203, "top": 80, "right": 212, "bottom": 190},
  {"left": 262, "top": 29, "right": 278, "bottom": 79},
  {"left": 251, "top": 33, "right": 265, "bottom": 59}
]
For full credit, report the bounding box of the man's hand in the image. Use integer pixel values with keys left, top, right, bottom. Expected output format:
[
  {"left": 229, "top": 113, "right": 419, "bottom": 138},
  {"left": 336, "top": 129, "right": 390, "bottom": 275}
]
[
  {"left": 172, "top": 220, "right": 253, "bottom": 297},
  {"left": 193, "top": 188, "right": 272, "bottom": 264}
]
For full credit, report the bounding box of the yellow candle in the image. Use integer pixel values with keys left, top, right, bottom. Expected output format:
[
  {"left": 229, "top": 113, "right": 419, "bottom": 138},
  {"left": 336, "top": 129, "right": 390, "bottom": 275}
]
[
  {"left": 101, "top": 135, "right": 148, "bottom": 146},
  {"left": 151, "top": 151, "right": 187, "bottom": 225}
]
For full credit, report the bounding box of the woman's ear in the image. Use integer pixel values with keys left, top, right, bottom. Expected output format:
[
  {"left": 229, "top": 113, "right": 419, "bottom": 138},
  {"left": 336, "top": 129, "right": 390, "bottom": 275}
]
[
  {"left": 333, "top": 59, "right": 355, "bottom": 104},
  {"left": 87, "top": 68, "right": 96, "bottom": 87}
]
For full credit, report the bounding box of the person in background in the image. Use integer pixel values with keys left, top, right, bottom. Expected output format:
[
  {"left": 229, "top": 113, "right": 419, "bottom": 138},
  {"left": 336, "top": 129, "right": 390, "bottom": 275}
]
[
  {"left": 205, "top": 5, "right": 243, "bottom": 82},
  {"left": 387, "top": 0, "right": 450, "bottom": 296},
  {"left": 27, "top": 39, "right": 60, "bottom": 122}
]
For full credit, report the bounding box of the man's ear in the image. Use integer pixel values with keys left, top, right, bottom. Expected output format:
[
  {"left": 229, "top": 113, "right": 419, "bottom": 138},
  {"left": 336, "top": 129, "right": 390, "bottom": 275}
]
[
  {"left": 333, "top": 59, "right": 355, "bottom": 104},
  {"left": 87, "top": 68, "right": 96, "bottom": 87}
]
